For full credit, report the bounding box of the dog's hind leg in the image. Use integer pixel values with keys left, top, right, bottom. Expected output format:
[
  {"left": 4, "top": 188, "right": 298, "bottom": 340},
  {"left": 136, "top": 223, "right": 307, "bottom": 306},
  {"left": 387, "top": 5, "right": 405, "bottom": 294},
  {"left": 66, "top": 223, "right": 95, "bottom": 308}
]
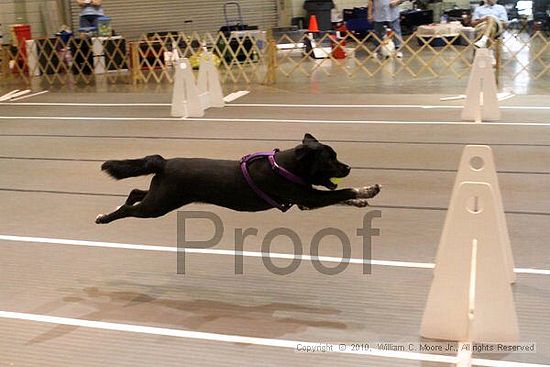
[
  {"left": 96, "top": 204, "right": 134, "bottom": 224},
  {"left": 95, "top": 189, "right": 148, "bottom": 223},
  {"left": 96, "top": 173, "right": 193, "bottom": 224},
  {"left": 125, "top": 189, "right": 148, "bottom": 205},
  {"left": 95, "top": 201, "right": 169, "bottom": 224},
  {"left": 96, "top": 191, "right": 191, "bottom": 224}
]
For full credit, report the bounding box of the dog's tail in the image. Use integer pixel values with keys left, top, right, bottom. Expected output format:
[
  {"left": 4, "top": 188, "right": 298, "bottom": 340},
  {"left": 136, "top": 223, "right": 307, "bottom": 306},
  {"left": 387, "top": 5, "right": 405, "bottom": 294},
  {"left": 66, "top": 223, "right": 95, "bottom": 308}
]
[{"left": 101, "top": 155, "right": 166, "bottom": 180}]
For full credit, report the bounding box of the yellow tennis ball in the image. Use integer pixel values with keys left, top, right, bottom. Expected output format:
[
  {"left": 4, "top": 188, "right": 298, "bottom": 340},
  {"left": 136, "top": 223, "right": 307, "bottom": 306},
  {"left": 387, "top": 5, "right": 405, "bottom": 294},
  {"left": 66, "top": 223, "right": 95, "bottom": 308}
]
[{"left": 330, "top": 177, "right": 343, "bottom": 185}]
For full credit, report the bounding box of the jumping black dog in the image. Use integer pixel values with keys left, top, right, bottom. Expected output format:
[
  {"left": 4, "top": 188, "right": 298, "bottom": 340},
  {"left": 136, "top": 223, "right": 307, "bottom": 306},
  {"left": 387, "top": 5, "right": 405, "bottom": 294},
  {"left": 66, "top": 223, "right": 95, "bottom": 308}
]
[{"left": 95, "top": 133, "right": 380, "bottom": 224}]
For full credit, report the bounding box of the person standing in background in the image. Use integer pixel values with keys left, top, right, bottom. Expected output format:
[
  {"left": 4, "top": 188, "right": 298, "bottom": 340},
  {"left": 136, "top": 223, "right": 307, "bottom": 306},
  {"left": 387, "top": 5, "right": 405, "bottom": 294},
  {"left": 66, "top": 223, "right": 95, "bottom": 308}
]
[
  {"left": 77, "top": 0, "right": 104, "bottom": 37},
  {"left": 472, "top": 0, "right": 508, "bottom": 48},
  {"left": 368, "top": 0, "right": 405, "bottom": 58}
]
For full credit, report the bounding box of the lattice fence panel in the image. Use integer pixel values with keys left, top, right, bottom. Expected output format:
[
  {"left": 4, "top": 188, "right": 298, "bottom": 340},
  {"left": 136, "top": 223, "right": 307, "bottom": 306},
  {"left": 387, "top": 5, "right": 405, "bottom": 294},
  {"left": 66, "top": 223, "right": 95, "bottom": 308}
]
[{"left": 1, "top": 31, "right": 548, "bottom": 87}]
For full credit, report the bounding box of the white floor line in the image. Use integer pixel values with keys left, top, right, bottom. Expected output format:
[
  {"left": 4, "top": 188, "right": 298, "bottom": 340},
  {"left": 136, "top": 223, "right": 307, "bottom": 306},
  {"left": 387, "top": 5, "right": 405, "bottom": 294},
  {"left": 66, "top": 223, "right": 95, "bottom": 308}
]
[
  {"left": 0, "top": 115, "right": 549, "bottom": 126},
  {"left": 3, "top": 89, "right": 31, "bottom": 100},
  {"left": 0, "top": 116, "right": 184, "bottom": 121},
  {"left": 441, "top": 92, "right": 516, "bottom": 102},
  {"left": 10, "top": 90, "right": 49, "bottom": 102},
  {"left": 0, "top": 310, "right": 458, "bottom": 364},
  {"left": 0, "top": 90, "right": 20, "bottom": 102},
  {"left": 1, "top": 102, "right": 549, "bottom": 110},
  {"left": 0, "top": 102, "right": 171, "bottom": 107},
  {"left": 471, "top": 358, "right": 549, "bottom": 367},
  {"left": 227, "top": 103, "right": 550, "bottom": 111},
  {"left": 0, "top": 310, "right": 546, "bottom": 367},
  {"left": 499, "top": 93, "right": 517, "bottom": 102},
  {"left": 0, "top": 235, "right": 548, "bottom": 276},
  {"left": 456, "top": 342, "right": 473, "bottom": 367},
  {"left": 223, "top": 90, "right": 250, "bottom": 103},
  {"left": 185, "top": 117, "right": 550, "bottom": 127},
  {"left": 231, "top": 103, "right": 464, "bottom": 109}
]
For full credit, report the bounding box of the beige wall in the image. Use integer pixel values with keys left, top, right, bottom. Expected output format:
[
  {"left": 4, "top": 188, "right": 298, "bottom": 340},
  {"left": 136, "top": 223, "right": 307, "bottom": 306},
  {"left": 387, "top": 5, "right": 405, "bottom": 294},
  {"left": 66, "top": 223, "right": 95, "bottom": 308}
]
[
  {"left": 0, "top": 1, "right": 17, "bottom": 43},
  {"left": 0, "top": 0, "right": 62, "bottom": 43},
  {"left": 443, "top": 0, "right": 471, "bottom": 10},
  {"left": 286, "top": 0, "right": 474, "bottom": 22},
  {"left": 287, "top": 0, "right": 369, "bottom": 20},
  {"left": 0, "top": 0, "right": 476, "bottom": 42}
]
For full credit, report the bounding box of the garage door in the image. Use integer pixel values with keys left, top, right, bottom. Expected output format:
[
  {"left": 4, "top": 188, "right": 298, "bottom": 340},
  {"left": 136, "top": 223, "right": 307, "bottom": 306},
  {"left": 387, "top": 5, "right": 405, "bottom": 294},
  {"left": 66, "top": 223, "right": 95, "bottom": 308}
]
[{"left": 70, "top": 0, "right": 278, "bottom": 40}]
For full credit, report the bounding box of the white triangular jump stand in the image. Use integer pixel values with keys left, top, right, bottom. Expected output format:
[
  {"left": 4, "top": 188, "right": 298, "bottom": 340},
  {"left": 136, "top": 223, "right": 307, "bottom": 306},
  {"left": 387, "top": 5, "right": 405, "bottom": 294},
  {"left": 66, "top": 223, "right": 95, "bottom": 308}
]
[
  {"left": 435, "top": 145, "right": 515, "bottom": 284},
  {"left": 306, "top": 33, "right": 331, "bottom": 59},
  {"left": 171, "top": 58, "right": 204, "bottom": 118},
  {"left": 197, "top": 52, "right": 225, "bottom": 109},
  {"left": 421, "top": 181, "right": 519, "bottom": 342},
  {"left": 461, "top": 48, "right": 501, "bottom": 122}
]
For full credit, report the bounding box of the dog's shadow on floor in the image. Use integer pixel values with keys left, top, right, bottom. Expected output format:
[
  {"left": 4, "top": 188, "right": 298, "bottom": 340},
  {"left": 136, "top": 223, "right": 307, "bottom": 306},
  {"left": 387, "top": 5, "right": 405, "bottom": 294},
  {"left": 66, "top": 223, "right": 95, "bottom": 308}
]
[{"left": 27, "top": 286, "right": 350, "bottom": 344}]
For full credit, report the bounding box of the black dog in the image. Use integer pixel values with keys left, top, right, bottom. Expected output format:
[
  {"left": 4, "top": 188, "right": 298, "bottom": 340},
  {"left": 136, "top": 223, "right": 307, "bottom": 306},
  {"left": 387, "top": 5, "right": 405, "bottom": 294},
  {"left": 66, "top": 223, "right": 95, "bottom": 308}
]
[{"left": 96, "top": 133, "right": 380, "bottom": 224}]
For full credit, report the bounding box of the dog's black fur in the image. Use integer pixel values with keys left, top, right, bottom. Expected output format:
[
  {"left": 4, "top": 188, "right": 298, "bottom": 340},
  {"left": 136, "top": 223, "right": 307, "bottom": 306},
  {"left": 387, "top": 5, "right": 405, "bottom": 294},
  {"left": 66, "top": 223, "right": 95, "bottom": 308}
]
[{"left": 95, "top": 134, "right": 380, "bottom": 224}]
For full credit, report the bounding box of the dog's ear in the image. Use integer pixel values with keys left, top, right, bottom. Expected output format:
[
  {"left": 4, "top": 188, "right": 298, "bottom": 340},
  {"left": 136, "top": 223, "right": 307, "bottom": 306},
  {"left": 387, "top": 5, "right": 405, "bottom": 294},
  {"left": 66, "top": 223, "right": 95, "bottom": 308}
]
[
  {"left": 302, "top": 133, "right": 319, "bottom": 144},
  {"left": 295, "top": 144, "right": 313, "bottom": 162}
]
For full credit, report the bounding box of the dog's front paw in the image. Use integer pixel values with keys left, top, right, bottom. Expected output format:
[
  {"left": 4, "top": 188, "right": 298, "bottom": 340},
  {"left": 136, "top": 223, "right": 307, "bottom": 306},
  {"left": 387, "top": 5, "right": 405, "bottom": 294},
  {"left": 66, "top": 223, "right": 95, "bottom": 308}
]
[
  {"left": 343, "top": 198, "right": 370, "bottom": 207},
  {"left": 355, "top": 184, "right": 381, "bottom": 199},
  {"left": 95, "top": 214, "right": 107, "bottom": 224},
  {"left": 298, "top": 205, "right": 312, "bottom": 210}
]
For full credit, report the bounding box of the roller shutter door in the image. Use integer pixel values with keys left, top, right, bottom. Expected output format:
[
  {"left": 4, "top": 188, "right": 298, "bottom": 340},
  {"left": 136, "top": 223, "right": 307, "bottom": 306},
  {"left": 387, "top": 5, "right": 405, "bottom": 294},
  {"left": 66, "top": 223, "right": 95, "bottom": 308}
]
[{"left": 70, "top": 0, "right": 278, "bottom": 40}]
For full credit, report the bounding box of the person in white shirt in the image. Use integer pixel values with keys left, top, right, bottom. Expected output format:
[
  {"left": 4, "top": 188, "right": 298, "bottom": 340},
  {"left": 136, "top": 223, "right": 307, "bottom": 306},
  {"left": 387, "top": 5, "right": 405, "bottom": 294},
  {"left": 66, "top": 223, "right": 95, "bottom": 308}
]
[
  {"left": 368, "top": 0, "right": 406, "bottom": 58},
  {"left": 472, "top": 0, "right": 508, "bottom": 48}
]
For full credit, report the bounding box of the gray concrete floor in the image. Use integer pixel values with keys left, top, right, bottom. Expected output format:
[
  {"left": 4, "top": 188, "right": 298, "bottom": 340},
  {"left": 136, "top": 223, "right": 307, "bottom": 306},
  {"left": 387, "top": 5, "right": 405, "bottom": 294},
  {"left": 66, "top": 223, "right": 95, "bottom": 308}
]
[
  {"left": 2, "top": 70, "right": 549, "bottom": 96},
  {"left": 0, "top": 88, "right": 549, "bottom": 366}
]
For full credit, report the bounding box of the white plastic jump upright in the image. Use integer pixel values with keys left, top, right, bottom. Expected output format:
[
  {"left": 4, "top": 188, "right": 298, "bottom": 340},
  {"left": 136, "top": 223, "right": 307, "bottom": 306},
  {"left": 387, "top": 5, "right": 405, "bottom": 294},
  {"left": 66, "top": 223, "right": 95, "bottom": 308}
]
[
  {"left": 171, "top": 54, "right": 224, "bottom": 118},
  {"left": 171, "top": 58, "right": 204, "bottom": 118},
  {"left": 421, "top": 181, "right": 519, "bottom": 342},
  {"left": 306, "top": 33, "right": 331, "bottom": 59},
  {"left": 461, "top": 48, "right": 501, "bottom": 122},
  {"left": 422, "top": 144, "right": 519, "bottom": 344},
  {"left": 197, "top": 53, "right": 224, "bottom": 109},
  {"left": 435, "top": 145, "right": 516, "bottom": 284}
]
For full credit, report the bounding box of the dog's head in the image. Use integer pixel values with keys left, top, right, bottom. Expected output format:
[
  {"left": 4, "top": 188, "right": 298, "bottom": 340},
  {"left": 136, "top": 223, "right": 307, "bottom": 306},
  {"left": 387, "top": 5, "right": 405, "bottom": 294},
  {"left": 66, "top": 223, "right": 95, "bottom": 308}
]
[{"left": 294, "top": 133, "right": 351, "bottom": 190}]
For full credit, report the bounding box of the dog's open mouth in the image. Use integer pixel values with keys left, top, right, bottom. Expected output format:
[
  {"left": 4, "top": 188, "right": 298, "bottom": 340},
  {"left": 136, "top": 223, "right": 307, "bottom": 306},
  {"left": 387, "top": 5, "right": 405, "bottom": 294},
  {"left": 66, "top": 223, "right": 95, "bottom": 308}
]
[
  {"left": 326, "top": 175, "right": 349, "bottom": 190},
  {"left": 324, "top": 180, "right": 338, "bottom": 190}
]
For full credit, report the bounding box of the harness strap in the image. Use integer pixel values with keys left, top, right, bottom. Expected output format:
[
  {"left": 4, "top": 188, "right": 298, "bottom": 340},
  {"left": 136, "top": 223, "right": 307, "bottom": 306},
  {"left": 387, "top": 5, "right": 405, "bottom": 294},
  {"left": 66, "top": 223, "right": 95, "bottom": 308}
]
[
  {"left": 239, "top": 149, "right": 308, "bottom": 212},
  {"left": 267, "top": 154, "right": 308, "bottom": 186}
]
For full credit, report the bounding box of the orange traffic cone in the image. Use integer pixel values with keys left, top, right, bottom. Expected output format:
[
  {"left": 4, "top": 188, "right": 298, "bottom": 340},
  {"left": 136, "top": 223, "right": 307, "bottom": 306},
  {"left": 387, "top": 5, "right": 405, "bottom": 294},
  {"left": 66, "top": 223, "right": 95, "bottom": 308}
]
[
  {"left": 332, "top": 23, "right": 347, "bottom": 59},
  {"left": 308, "top": 15, "right": 319, "bottom": 32},
  {"left": 329, "top": 34, "right": 346, "bottom": 59},
  {"left": 333, "top": 40, "right": 346, "bottom": 59}
]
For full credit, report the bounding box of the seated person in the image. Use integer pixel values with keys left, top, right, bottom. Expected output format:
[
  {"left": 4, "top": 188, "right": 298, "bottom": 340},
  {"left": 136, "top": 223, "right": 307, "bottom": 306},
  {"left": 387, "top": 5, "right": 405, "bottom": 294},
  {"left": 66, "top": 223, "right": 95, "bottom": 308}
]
[
  {"left": 472, "top": 0, "right": 508, "bottom": 48},
  {"left": 77, "top": 0, "right": 104, "bottom": 36}
]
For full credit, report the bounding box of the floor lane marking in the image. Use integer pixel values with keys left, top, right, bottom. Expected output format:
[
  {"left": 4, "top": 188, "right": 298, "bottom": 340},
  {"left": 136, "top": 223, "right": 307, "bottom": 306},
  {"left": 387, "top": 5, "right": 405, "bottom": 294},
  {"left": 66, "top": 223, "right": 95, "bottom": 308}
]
[
  {"left": 0, "top": 310, "right": 457, "bottom": 364},
  {"left": 1, "top": 235, "right": 548, "bottom": 275},
  {"left": 1, "top": 135, "right": 549, "bottom": 148},
  {"left": 0, "top": 116, "right": 184, "bottom": 121},
  {"left": 0, "top": 311, "right": 546, "bottom": 367},
  {"left": 1, "top": 115, "right": 550, "bottom": 126},
  {"left": 227, "top": 103, "right": 550, "bottom": 110},
  {"left": 186, "top": 117, "right": 550, "bottom": 126},
  {"left": 223, "top": 90, "right": 250, "bottom": 102},
  {"left": 2, "top": 101, "right": 550, "bottom": 110},
  {"left": 10, "top": 90, "right": 49, "bottom": 102}
]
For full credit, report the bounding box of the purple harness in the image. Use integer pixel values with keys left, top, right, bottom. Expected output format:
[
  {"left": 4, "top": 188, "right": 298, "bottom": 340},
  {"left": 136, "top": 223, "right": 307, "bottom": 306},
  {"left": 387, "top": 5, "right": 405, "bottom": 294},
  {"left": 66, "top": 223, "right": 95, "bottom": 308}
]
[{"left": 240, "top": 149, "right": 309, "bottom": 212}]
